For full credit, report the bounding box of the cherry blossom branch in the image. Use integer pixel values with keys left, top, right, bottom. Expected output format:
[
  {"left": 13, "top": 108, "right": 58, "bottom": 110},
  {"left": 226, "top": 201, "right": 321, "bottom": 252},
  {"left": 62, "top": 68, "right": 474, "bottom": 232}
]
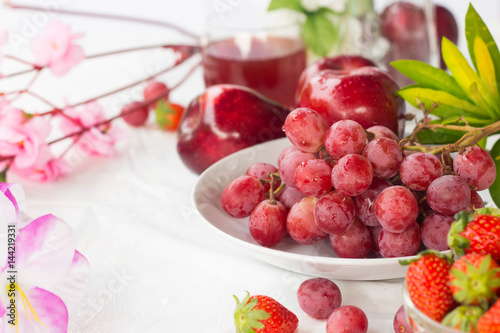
[{"left": 5, "top": 1, "right": 200, "bottom": 41}]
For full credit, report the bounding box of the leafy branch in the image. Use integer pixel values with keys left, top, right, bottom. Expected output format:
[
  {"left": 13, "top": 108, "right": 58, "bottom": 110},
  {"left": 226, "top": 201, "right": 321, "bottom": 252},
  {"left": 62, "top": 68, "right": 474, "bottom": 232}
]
[{"left": 392, "top": 4, "right": 500, "bottom": 206}]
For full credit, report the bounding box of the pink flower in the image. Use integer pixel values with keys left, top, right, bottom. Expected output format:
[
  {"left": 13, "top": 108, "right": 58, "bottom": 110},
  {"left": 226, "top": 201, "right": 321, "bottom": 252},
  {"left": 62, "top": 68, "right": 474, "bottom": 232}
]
[
  {"left": 0, "top": 188, "right": 90, "bottom": 332},
  {"left": 0, "top": 117, "right": 51, "bottom": 169},
  {"left": 0, "top": 97, "right": 26, "bottom": 127},
  {"left": 30, "top": 21, "right": 84, "bottom": 77},
  {"left": 59, "top": 101, "right": 124, "bottom": 157},
  {"left": 9, "top": 145, "right": 71, "bottom": 182}
]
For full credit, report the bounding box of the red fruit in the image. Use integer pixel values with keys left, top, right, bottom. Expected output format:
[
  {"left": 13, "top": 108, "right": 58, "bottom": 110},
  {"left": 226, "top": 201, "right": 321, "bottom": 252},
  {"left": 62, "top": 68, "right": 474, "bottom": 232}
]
[
  {"left": 295, "top": 55, "right": 376, "bottom": 102},
  {"left": 161, "top": 102, "right": 184, "bottom": 131},
  {"left": 221, "top": 176, "right": 266, "bottom": 218},
  {"left": 326, "top": 305, "right": 368, "bottom": 333},
  {"left": 143, "top": 81, "right": 169, "bottom": 108},
  {"left": 448, "top": 208, "right": 500, "bottom": 262},
  {"left": 435, "top": 5, "right": 459, "bottom": 69},
  {"left": 249, "top": 200, "right": 288, "bottom": 247},
  {"left": 393, "top": 305, "right": 413, "bottom": 333},
  {"left": 176, "top": 85, "right": 289, "bottom": 174},
  {"left": 404, "top": 252, "right": 454, "bottom": 322},
  {"left": 120, "top": 101, "right": 149, "bottom": 127},
  {"left": 234, "top": 292, "right": 298, "bottom": 333},
  {"left": 449, "top": 253, "right": 500, "bottom": 306},
  {"left": 297, "top": 67, "right": 405, "bottom": 138},
  {"left": 477, "top": 298, "right": 500, "bottom": 332}
]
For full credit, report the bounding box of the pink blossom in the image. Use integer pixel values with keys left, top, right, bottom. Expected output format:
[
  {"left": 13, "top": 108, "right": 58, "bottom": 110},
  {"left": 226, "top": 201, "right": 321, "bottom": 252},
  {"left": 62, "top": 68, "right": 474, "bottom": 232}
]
[
  {"left": 0, "top": 116, "right": 51, "bottom": 169},
  {"left": 0, "top": 188, "right": 90, "bottom": 332},
  {"left": 0, "top": 97, "right": 26, "bottom": 127},
  {"left": 59, "top": 101, "right": 124, "bottom": 156},
  {"left": 9, "top": 145, "right": 71, "bottom": 182},
  {"left": 30, "top": 21, "right": 84, "bottom": 77}
]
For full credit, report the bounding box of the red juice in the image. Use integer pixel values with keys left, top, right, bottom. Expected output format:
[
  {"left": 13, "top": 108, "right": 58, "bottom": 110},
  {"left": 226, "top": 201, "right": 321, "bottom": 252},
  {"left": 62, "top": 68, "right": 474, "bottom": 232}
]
[{"left": 202, "top": 36, "right": 306, "bottom": 108}]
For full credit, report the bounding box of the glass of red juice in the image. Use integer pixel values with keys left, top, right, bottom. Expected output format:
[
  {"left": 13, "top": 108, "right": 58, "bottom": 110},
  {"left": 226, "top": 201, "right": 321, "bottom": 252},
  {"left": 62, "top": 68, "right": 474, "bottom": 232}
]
[{"left": 202, "top": 11, "right": 307, "bottom": 108}]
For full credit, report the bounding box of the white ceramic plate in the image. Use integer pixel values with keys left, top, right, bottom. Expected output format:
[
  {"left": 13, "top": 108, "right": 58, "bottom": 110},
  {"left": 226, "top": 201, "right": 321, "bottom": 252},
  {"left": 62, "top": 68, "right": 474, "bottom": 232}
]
[{"left": 191, "top": 138, "right": 491, "bottom": 281}]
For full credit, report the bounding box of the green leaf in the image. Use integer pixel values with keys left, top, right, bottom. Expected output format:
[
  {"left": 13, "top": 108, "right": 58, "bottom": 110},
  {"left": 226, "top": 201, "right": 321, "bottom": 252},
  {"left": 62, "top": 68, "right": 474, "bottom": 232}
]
[
  {"left": 397, "top": 87, "right": 491, "bottom": 120},
  {"left": 465, "top": 3, "right": 500, "bottom": 99},
  {"left": 0, "top": 169, "right": 6, "bottom": 182},
  {"left": 268, "top": 0, "right": 304, "bottom": 13},
  {"left": 391, "top": 60, "right": 469, "bottom": 101},
  {"left": 442, "top": 37, "right": 498, "bottom": 118},
  {"left": 415, "top": 127, "right": 467, "bottom": 145},
  {"left": 488, "top": 138, "right": 500, "bottom": 207},
  {"left": 302, "top": 11, "right": 337, "bottom": 56},
  {"left": 473, "top": 36, "right": 500, "bottom": 104}
]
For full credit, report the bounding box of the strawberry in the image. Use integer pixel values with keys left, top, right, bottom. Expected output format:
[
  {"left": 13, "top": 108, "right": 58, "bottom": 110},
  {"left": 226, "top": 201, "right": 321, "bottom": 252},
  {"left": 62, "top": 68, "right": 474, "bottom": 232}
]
[
  {"left": 402, "top": 251, "right": 454, "bottom": 322},
  {"left": 477, "top": 298, "right": 500, "bottom": 332},
  {"left": 442, "top": 305, "right": 484, "bottom": 332},
  {"left": 449, "top": 253, "right": 500, "bottom": 307},
  {"left": 448, "top": 208, "right": 500, "bottom": 261},
  {"left": 155, "top": 100, "right": 184, "bottom": 131},
  {"left": 234, "top": 292, "right": 298, "bottom": 333}
]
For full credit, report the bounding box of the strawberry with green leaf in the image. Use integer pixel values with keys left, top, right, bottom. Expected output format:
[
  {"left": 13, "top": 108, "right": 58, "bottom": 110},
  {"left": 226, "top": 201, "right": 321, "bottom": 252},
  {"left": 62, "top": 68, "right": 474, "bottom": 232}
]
[
  {"left": 477, "top": 298, "right": 500, "bottom": 332},
  {"left": 401, "top": 251, "right": 455, "bottom": 322},
  {"left": 234, "top": 292, "right": 298, "bottom": 333},
  {"left": 448, "top": 208, "right": 500, "bottom": 262},
  {"left": 155, "top": 99, "right": 184, "bottom": 131},
  {"left": 442, "top": 305, "right": 484, "bottom": 332},
  {"left": 449, "top": 253, "right": 500, "bottom": 308}
]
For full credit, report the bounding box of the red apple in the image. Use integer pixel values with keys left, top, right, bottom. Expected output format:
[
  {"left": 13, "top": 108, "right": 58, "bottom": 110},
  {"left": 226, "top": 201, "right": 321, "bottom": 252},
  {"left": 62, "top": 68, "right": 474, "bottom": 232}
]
[
  {"left": 297, "top": 66, "right": 406, "bottom": 138},
  {"left": 176, "top": 84, "right": 290, "bottom": 174},
  {"left": 295, "top": 55, "right": 376, "bottom": 104},
  {"left": 380, "top": 2, "right": 458, "bottom": 85}
]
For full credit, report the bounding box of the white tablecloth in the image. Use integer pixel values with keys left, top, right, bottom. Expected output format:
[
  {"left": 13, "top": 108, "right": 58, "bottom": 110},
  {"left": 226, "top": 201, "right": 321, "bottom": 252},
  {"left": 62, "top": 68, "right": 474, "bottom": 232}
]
[{"left": 2, "top": 1, "right": 499, "bottom": 332}]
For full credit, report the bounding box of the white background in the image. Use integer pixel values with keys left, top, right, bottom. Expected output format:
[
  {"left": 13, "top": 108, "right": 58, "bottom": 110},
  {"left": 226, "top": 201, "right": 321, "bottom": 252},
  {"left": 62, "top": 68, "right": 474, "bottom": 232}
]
[{"left": 0, "top": 1, "right": 499, "bottom": 332}]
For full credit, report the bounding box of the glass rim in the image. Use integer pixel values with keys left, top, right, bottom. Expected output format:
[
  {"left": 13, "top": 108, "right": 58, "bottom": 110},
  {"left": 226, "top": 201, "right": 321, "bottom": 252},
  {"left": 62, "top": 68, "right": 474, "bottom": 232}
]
[{"left": 204, "top": 11, "right": 302, "bottom": 34}]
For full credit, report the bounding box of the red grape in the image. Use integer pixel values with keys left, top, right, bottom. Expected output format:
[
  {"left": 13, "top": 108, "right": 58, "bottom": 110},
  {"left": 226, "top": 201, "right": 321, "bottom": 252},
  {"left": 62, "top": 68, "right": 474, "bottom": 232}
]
[
  {"left": 297, "top": 278, "right": 342, "bottom": 320},
  {"left": 221, "top": 176, "right": 265, "bottom": 218},
  {"left": 420, "top": 213, "right": 454, "bottom": 251},
  {"left": 467, "top": 190, "right": 485, "bottom": 210},
  {"left": 362, "top": 137, "right": 404, "bottom": 179},
  {"left": 369, "top": 225, "right": 383, "bottom": 253},
  {"left": 453, "top": 146, "right": 496, "bottom": 191},
  {"left": 121, "top": 101, "right": 149, "bottom": 127},
  {"left": 426, "top": 175, "right": 471, "bottom": 215},
  {"left": 294, "top": 159, "right": 333, "bottom": 197},
  {"left": 283, "top": 107, "right": 328, "bottom": 153},
  {"left": 278, "top": 186, "right": 306, "bottom": 210},
  {"left": 354, "top": 178, "right": 391, "bottom": 227},
  {"left": 326, "top": 305, "right": 368, "bottom": 333},
  {"left": 324, "top": 120, "right": 367, "bottom": 160},
  {"left": 378, "top": 222, "right": 421, "bottom": 258},
  {"left": 143, "top": 81, "right": 169, "bottom": 108},
  {"left": 314, "top": 191, "right": 355, "bottom": 234},
  {"left": 400, "top": 152, "right": 443, "bottom": 191},
  {"left": 329, "top": 219, "right": 371, "bottom": 258},
  {"left": 279, "top": 151, "right": 316, "bottom": 188},
  {"left": 393, "top": 305, "right": 413, "bottom": 333},
  {"left": 287, "top": 197, "right": 328, "bottom": 245},
  {"left": 246, "top": 162, "right": 279, "bottom": 192},
  {"left": 277, "top": 146, "right": 298, "bottom": 169},
  {"left": 331, "top": 154, "right": 373, "bottom": 197},
  {"left": 249, "top": 200, "right": 288, "bottom": 247},
  {"left": 366, "top": 125, "right": 399, "bottom": 142},
  {"left": 375, "top": 186, "right": 418, "bottom": 233}
]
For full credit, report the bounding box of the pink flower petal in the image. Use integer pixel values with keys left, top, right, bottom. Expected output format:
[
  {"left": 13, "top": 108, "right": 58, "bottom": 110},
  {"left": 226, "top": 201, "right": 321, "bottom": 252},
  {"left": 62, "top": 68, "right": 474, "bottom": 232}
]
[
  {"left": 49, "top": 44, "right": 84, "bottom": 77},
  {"left": 13, "top": 287, "right": 68, "bottom": 333},
  {"left": 50, "top": 251, "right": 89, "bottom": 314},
  {"left": 16, "top": 214, "right": 75, "bottom": 291}
]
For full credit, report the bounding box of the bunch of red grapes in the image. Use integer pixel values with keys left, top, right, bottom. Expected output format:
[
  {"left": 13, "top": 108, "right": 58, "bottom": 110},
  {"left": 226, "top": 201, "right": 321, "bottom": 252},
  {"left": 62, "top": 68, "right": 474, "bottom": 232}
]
[{"left": 220, "top": 108, "right": 496, "bottom": 259}]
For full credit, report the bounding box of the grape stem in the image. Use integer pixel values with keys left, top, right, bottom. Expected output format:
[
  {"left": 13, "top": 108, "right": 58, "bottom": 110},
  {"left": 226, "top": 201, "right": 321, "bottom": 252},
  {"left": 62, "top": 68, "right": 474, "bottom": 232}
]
[{"left": 400, "top": 100, "right": 500, "bottom": 156}]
